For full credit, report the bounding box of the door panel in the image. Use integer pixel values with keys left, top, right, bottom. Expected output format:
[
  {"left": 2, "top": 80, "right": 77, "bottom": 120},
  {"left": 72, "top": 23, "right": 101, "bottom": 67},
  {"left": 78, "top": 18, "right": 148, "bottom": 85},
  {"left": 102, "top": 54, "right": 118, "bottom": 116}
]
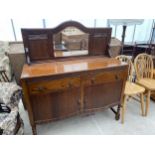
[
  {"left": 84, "top": 81, "right": 123, "bottom": 110},
  {"left": 31, "top": 87, "right": 80, "bottom": 123}
]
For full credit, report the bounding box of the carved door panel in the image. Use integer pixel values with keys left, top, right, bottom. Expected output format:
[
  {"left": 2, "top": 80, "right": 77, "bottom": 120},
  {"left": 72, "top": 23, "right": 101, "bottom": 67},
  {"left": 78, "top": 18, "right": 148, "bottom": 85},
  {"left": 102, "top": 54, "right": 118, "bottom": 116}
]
[
  {"left": 31, "top": 88, "right": 80, "bottom": 123},
  {"left": 29, "top": 77, "right": 81, "bottom": 123},
  {"left": 83, "top": 70, "right": 125, "bottom": 111}
]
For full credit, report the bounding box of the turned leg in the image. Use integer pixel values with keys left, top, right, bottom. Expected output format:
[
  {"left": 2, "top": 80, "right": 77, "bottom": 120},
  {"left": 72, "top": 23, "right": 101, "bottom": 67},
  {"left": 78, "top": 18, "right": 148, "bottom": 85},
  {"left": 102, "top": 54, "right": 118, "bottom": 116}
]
[
  {"left": 145, "top": 90, "right": 151, "bottom": 116},
  {"left": 121, "top": 95, "right": 127, "bottom": 124},
  {"left": 110, "top": 105, "right": 120, "bottom": 120},
  {"left": 32, "top": 125, "right": 37, "bottom": 135},
  {"left": 140, "top": 93, "right": 145, "bottom": 116},
  {"left": 115, "top": 104, "right": 121, "bottom": 120}
]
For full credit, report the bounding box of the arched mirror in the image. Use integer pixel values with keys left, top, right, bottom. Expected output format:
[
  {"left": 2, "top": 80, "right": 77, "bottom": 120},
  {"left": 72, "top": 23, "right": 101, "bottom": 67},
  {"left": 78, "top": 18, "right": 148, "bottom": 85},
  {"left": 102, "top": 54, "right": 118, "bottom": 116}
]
[{"left": 53, "top": 26, "right": 89, "bottom": 57}]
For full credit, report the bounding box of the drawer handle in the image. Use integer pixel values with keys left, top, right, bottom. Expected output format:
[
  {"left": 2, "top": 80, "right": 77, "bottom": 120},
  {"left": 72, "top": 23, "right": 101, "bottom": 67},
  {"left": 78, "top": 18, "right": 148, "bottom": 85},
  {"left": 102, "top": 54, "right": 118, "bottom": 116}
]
[
  {"left": 33, "top": 86, "right": 46, "bottom": 92},
  {"left": 115, "top": 75, "right": 119, "bottom": 80},
  {"left": 91, "top": 78, "right": 95, "bottom": 84},
  {"left": 68, "top": 82, "right": 72, "bottom": 88}
]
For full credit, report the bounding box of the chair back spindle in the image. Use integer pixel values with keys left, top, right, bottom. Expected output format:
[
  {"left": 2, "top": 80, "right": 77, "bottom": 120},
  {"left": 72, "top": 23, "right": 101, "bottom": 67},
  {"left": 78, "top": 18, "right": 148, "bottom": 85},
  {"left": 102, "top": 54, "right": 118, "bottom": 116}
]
[
  {"left": 134, "top": 53, "right": 153, "bottom": 81},
  {"left": 116, "top": 55, "right": 134, "bottom": 82}
]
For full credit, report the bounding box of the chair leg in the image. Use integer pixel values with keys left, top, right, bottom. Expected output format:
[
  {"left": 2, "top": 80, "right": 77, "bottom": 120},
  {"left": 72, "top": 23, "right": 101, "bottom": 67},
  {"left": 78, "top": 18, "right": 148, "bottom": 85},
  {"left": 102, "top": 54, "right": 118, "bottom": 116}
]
[
  {"left": 140, "top": 93, "right": 145, "bottom": 116},
  {"left": 121, "top": 95, "right": 127, "bottom": 124},
  {"left": 145, "top": 90, "right": 151, "bottom": 116}
]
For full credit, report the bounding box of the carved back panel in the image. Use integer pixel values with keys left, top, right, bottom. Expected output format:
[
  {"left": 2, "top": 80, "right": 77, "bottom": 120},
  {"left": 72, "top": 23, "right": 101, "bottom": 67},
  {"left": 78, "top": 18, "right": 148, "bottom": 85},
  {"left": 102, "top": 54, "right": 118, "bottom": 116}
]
[
  {"left": 89, "top": 28, "right": 111, "bottom": 56},
  {"left": 21, "top": 29, "right": 54, "bottom": 63},
  {"left": 21, "top": 21, "right": 112, "bottom": 64}
]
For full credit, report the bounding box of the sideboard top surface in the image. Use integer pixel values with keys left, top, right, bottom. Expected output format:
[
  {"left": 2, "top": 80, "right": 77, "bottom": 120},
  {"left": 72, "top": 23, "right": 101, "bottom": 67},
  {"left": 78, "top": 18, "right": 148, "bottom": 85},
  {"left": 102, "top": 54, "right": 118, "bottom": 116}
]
[{"left": 21, "top": 56, "right": 127, "bottom": 79}]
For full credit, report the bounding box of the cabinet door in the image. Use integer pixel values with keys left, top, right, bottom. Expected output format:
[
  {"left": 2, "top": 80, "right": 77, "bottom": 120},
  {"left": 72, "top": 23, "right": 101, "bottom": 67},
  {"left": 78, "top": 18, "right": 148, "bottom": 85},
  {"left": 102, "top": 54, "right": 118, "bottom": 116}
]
[
  {"left": 29, "top": 77, "right": 80, "bottom": 123},
  {"left": 83, "top": 70, "right": 126, "bottom": 111}
]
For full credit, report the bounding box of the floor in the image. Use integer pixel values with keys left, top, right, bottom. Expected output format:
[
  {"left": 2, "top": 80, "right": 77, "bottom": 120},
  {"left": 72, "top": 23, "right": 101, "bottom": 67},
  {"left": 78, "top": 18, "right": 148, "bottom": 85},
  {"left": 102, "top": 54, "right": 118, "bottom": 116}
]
[{"left": 19, "top": 98, "right": 155, "bottom": 135}]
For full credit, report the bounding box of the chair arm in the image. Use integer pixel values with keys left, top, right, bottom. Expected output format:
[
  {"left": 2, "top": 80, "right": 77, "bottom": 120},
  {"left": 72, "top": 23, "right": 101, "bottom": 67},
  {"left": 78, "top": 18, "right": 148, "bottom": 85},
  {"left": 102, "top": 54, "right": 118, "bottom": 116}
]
[
  {"left": 0, "top": 56, "right": 12, "bottom": 81},
  {"left": 0, "top": 82, "right": 22, "bottom": 108}
]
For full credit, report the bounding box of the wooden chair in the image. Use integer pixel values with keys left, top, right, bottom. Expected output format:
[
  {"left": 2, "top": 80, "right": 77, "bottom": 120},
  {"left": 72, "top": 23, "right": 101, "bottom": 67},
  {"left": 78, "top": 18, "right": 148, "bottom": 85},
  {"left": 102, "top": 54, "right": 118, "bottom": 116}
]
[
  {"left": 134, "top": 53, "right": 155, "bottom": 116},
  {"left": 116, "top": 55, "right": 145, "bottom": 123}
]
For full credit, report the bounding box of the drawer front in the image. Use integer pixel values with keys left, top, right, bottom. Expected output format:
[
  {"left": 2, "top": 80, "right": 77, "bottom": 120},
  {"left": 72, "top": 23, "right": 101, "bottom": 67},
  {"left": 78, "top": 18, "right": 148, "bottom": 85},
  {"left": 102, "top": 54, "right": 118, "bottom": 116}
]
[
  {"left": 84, "top": 70, "right": 125, "bottom": 86},
  {"left": 28, "top": 77, "right": 80, "bottom": 94}
]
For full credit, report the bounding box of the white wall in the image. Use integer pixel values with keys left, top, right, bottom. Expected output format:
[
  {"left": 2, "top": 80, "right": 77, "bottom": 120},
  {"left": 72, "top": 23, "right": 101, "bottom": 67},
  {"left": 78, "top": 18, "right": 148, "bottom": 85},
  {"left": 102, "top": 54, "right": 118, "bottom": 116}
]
[{"left": 0, "top": 19, "right": 15, "bottom": 41}]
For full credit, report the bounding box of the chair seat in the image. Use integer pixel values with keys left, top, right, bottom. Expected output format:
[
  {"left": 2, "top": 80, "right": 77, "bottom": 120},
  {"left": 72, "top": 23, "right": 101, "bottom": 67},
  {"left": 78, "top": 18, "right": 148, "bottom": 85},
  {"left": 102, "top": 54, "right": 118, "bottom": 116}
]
[
  {"left": 137, "top": 78, "right": 155, "bottom": 91},
  {"left": 124, "top": 81, "right": 145, "bottom": 95}
]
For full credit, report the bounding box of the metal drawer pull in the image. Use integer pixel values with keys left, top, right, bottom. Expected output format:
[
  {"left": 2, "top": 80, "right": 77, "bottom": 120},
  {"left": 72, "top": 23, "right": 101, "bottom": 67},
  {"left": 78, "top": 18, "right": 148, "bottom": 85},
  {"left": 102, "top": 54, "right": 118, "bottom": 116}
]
[
  {"left": 68, "top": 82, "right": 72, "bottom": 88},
  {"left": 33, "top": 86, "right": 47, "bottom": 92},
  {"left": 115, "top": 75, "right": 119, "bottom": 80},
  {"left": 91, "top": 78, "right": 95, "bottom": 84}
]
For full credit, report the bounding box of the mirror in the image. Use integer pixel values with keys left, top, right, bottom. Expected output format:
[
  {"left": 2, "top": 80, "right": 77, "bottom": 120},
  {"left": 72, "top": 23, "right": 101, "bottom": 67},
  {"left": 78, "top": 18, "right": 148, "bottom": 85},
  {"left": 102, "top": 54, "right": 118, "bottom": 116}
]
[{"left": 53, "top": 26, "right": 89, "bottom": 57}]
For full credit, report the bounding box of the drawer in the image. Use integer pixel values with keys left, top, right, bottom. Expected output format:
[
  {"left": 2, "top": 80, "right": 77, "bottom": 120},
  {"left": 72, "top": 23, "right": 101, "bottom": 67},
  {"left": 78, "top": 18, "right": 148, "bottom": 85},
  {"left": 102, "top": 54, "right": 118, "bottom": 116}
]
[
  {"left": 84, "top": 70, "right": 125, "bottom": 86},
  {"left": 28, "top": 77, "right": 80, "bottom": 94}
]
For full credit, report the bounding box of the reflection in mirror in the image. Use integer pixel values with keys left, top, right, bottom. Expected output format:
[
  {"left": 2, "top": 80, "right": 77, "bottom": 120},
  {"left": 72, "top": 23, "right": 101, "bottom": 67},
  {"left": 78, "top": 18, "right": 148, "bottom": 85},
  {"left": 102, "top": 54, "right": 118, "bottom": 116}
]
[
  {"left": 53, "top": 26, "right": 89, "bottom": 57},
  {"left": 63, "top": 62, "right": 88, "bottom": 72}
]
